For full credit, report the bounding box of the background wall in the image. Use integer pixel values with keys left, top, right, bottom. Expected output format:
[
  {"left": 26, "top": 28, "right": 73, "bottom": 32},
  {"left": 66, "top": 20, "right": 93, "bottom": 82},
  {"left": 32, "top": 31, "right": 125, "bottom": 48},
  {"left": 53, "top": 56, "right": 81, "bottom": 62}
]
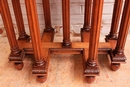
[{"left": 0, "top": 0, "right": 128, "bottom": 37}]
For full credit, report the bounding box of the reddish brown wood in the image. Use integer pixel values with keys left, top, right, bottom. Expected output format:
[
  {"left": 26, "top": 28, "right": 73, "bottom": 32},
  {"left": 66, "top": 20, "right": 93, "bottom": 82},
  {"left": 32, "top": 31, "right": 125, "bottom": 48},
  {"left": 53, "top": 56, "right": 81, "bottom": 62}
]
[
  {"left": 0, "top": 0, "right": 24, "bottom": 70},
  {"left": 2, "top": 0, "right": 129, "bottom": 83},
  {"left": 110, "top": 0, "right": 130, "bottom": 70},
  {"left": 42, "top": 0, "right": 54, "bottom": 32},
  {"left": 105, "top": 0, "right": 123, "bottom": 41},
  {"left": 84, "top": 0, "right": 104, "bottom": 83},
  {"left": 12, "top": 0, "right": 30, "bottom": 41},
  {"left": 81, "top": 0, "right": 92, "bottom": 32},
  {"left": 0, "top": 4, "right": 1, "bottom": 13},
  {"left": 62, "top": 0, "right": 71, "bottom": 47},
  {"left": 25, "top": 0, "right": 47, "bottom": 83},
  {"left": 41, "top": 0, "right": 54, "bottom": 41},
  {"left": 86, "top": 76, "right": 96, "bottom": 84}
]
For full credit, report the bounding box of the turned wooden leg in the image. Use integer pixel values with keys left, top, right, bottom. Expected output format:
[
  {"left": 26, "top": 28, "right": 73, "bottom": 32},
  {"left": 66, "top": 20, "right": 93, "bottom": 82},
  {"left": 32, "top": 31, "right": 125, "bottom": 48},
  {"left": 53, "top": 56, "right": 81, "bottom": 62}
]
[
  {"left": 110, "top": 0, "right": 130, "bottom": 71},
  {"left": 42, "top": 0, "right": 54, "bottom": 32},
  {"left": 25, "top": 0, "right": 47, "bottom": 83},
  {"left": 12, "top": 0, "right": 30, "bottom": 41},
  {"left": 105, "top": 0, "right": 123, "bottom": 41},
  {"left": 0, "top": 4, "right": 1, "bottom": 13},
  {"left": 81, "top": 0, "right": 92, "bottom": 32},
  {"left": 84, "top": 0, "right": 104, "bottom": 83},
  {"left": 62, "top": 0, "right": 71, "bottom": 47},
  {"left": 0, "top": 0, "right": 24, "bottom": 70}
]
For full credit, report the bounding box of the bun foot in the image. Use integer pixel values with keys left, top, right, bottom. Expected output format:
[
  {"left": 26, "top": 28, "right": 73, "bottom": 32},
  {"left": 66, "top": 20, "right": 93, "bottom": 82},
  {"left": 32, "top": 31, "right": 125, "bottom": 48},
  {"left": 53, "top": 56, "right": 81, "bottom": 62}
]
[
  {"left": 86, "top": 76, "right": 96, "bottom": 84},
  {"left": 111, "top": 63, "right": 120, "bottom": 71},
  {"left": 37, "top": 76, "right": 47, "bottom": 83},
  {"left": 14, "top": 62, "right": 24, "bottom": 70}
]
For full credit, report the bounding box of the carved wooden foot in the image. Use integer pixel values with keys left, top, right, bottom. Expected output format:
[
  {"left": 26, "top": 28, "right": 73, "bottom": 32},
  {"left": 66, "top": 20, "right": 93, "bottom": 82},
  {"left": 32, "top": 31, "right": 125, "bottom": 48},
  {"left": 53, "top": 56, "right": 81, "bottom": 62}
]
[
  {"left": 109, "top": 50, "right": 126, "bottom": 63},
  {"left": 84, "top": 60, "right": 99, "bottom": 83},
  {"left": 32, "top": 62, "right": 47, "bottom": 74},
  {"left": 32, "top": 61, "right": 47, "bottom": 83},
  {"left": 84, "top": 60, "right": 100, "bottom": 75},
  {"left": 9, "top": 50, "right": 25, "bottom": 61},
  {"left": 111, "top": 63, "right": 120, "bottom": 71},
  {"left": 14, "top": 62, "right": 24, "bottom": 70},
  {"left": 109, "top": 50, "right": 126, "bottom": 71},
  {"left": 86, "top": 76, "right": 96, "bottom": 84},
  {"left": 37, "top": 75, "right": 47, "bottom": 83},
  {"left": 9, "top": 50, "right": 25, "bottom": 70}
]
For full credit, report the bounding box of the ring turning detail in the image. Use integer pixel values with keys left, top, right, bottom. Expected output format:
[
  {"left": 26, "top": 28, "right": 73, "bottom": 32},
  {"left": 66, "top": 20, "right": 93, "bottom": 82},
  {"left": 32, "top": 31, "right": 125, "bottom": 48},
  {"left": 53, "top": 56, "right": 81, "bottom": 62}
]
[{"left": 0, "top": 0, "right": 129, "bottom": 83}]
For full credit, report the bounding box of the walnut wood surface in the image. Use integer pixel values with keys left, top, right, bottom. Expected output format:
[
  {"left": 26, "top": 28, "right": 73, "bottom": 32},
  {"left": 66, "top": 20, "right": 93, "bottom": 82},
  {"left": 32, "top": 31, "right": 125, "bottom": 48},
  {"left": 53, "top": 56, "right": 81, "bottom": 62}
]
[
  {"left": 105, "top": 0, "right": 123, "bottom": 41},
  {"left": 88, "top": 0, "right": 103, "bottom": 61},
  {"left": 12, "top": 0, "right": 30, "bottom": 41},
  {"left": 62, "top": 0, "right": 71, "bottom": 47},
  {"left": 0, "top": 0, "right": 24, "bottom": 62},
  {"left": 84, "top": 0, "right": 104, "bottom": 81},
  {"left": 25, "top": 0, "right": 46, "bottom": 77},
  {"left": 111, "top": 0, "right": 130, "bottom": 63},
  {"left": 81, "top": 0, "right": 92, "bottom": 31},
  {"left": 1, "top": 0, "right": 129, "bottom": 83},
  {"left": 18, "top": 41, "right": 111, "bottom": 50},
  {"left": 42, "top": 0, "right": 54, "bottom": 32},
  {"left": 0, "top": 3, "right": 1, "bottom": 14}
]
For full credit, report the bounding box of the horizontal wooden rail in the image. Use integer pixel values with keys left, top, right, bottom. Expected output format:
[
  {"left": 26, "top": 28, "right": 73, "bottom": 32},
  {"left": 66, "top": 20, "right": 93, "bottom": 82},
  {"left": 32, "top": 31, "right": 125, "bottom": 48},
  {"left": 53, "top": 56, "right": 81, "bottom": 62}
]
[
  {"left": 18, "top": 41, "right": 112, "bottom": 54},
  {"left": 18, "top": 41, "right": 111, "bottom": 49}
]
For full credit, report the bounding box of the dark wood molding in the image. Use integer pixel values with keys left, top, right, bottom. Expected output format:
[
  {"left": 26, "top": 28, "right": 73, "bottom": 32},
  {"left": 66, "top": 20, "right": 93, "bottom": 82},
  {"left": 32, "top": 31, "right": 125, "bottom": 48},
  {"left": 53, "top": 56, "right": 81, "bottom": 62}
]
[
  {"left": 12, "top": 0, "right": 30, "bottom": 41},
  {"left": 105, "top": 0, "right": 123, "bottom": 41}
]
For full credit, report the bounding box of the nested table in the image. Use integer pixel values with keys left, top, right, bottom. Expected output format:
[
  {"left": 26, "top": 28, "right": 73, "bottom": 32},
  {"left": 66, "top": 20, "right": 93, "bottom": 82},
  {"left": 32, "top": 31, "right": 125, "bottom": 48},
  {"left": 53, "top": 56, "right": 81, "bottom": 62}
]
[{"left": 0, "top": 0, "right": 130, "bottom": 83}]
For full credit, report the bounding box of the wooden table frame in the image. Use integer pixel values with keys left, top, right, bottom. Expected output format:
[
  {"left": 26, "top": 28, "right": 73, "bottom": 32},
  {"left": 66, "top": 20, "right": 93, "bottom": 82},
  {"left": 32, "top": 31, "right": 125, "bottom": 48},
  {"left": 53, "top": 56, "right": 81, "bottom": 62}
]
[{"left": 0, "top": 0, "right": 130, "bottom": 83}]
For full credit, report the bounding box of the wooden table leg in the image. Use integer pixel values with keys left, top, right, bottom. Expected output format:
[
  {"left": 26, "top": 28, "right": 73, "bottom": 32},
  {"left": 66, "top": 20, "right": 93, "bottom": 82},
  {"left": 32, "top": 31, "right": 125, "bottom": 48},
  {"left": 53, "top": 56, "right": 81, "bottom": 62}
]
[
  {"left": 105, "top": 0, "right": 123, "bottom": 41},
  {"left": 81, "top": 0, "right": 92, "bottom": 32},
  {"left": 0, "top": 3, "right": 1, "bottom": 13},
  {"left": 110, "top": 0, "right": 130, "bottom": 71},
  {"left": 42, "top": 0, "right": 54, "bottom": 32},
  {"left": 12, "top": 0, "right": 30, "bottom": 41},
  {"left": 62, "top": 0, "right": 71, "bottom": 47},
  {"left": 81, "top": 0, "right": 91, "bottom": 42},
  {"left": 25, "top": 0, "right": 47, "bottom": 83},
  {"left": 0, "top": 0, "right": 24, "bottom": 70},
  {"left": 84, "top": 0, "right": 104, "bottom": 83}
]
